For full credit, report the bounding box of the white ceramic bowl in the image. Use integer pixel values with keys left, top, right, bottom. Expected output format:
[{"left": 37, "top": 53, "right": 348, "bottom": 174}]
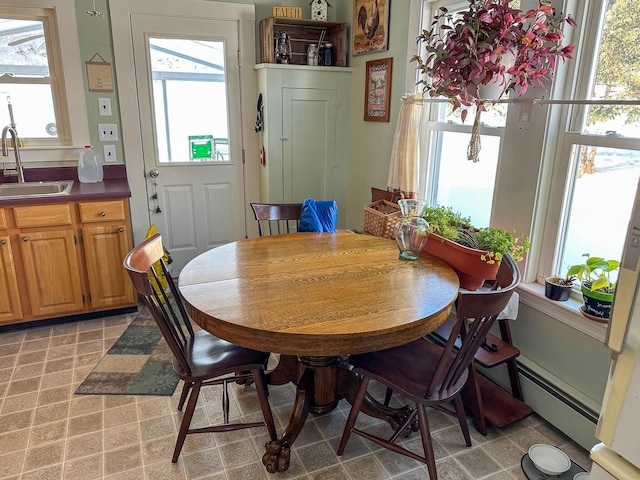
[
  {"left": 528, "top": 444, "right": 571, "bottom": 475},
  {"left": 573, "top": 473, "right": 590, "bottom": 480}
]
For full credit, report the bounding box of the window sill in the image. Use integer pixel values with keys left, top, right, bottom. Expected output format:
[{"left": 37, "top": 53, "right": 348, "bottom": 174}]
[{"left": 517, "top": 283, "right": 607, "bottom": 343}]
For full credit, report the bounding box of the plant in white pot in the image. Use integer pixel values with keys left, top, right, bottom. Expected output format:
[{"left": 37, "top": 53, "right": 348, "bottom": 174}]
[
  {"left": 412, "top": 0, "right": 577, "bottom": 162},
  {"left": 567, "top": 254, "right": 620, "bottom": 321}
]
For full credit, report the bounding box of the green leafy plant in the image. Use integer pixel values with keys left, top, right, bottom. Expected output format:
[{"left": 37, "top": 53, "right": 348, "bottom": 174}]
[
  {"left": 420, "top": 205, "right": 471, "bottom": 240},
  {"left": 420, "top": 204, "right": 529, "bottom": 264},
  {"left": 566, "top": 253, "right": 620, "bottom": 293},
  {"left": 412, "top": 0, "right": 577, "bottom": 112}
]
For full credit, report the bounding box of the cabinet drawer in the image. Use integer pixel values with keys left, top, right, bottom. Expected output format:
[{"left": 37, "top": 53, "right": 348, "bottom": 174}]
[
  {"left": 0, "top": 209, "right": 5, "bottom": 230},
  {"left": 14, "top": 204, "right": 73, "bottom": 228},
  {"left": 79, "top": 200, "right": 126, "bottom": 223}
]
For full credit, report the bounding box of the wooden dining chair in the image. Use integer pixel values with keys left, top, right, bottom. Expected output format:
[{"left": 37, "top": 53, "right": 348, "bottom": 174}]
[
  {"left": 250, "top": 202, "right": 302, "bottom": 236},
  {"left": 337, "top": 255, "right": 520, "bottom": 480},
  {"left": 123, "top": 233, "right": 277, "bottom": 463}
]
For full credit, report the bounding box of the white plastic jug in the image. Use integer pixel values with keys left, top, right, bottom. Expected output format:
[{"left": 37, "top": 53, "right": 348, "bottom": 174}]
[{"left": 78, "top": 145, "right": 103, "bottom": 183}]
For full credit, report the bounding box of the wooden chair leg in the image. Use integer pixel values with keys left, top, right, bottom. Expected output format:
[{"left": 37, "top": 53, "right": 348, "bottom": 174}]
[
  {"left": 417, "top": 404, "right": 438, "bottom": 480},
  {"left": 453, "top": 395, "right": 471, "bottom": 447},
  {"left": 173, "top": 380, "right": 202, "bottom": 462},
  {"left": 461, "top": 363, "right": 487, "bottom": 436},
  {"left": 252, "top": 369, "right": 277, "bottom": 441},
  {"left": 337, "top": 376, "right": 370, "bottom": 456},
  {"left": 177, "top": 381, "right": 192, "bottom": 411},
  {"left": 383, "top": 387, "right": 393, "bottom": 406}
]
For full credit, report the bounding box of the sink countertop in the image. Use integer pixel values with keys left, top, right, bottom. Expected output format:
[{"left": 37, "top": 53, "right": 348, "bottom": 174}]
[{"left": 0, "top": 165, "right": 131, "bottom": 206}]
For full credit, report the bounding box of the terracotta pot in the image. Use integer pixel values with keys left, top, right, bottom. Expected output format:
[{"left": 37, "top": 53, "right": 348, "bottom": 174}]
[
  {"left": 544, "top": 277, "right": 573, "bottom": 302},
  {"left": 423, "top": 232, "right": 500, "bottom": 290}
]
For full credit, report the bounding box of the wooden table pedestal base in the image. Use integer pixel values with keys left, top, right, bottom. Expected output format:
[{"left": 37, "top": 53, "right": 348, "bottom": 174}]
[{"left": 262, "top": 355, "right": 415, "bottom": 473}]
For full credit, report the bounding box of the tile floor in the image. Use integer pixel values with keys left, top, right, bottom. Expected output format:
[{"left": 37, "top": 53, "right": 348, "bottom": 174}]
[{"left": 0, "top": 310, "right": 592, "bottom": 480}]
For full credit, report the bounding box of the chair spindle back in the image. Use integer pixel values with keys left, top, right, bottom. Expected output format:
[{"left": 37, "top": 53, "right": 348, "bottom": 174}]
[
  {"left": 250, "top": 203, "right": 302, "bottom": 236},
  {"left": 427, "top": 254, "right": 520, "bottom": 397},
  {"left": 123, "top": 233, "right": 194, "bottom": 376}
]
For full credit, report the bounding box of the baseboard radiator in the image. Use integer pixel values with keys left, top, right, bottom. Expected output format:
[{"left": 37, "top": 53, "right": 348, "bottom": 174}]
[{"left": 481, "top": 356, "right": 601, "bottom": 450}]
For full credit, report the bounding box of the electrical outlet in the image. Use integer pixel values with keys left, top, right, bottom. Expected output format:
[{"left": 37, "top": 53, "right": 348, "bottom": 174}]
[
  {"left": 98, "top": 123, "right": 118, "bottom": 141},
  {"left": 98, "top": 98, "right": 112, "bottom": 116},
  {"left": 103, "top": 145, "right": 117, "bottom": 163}
]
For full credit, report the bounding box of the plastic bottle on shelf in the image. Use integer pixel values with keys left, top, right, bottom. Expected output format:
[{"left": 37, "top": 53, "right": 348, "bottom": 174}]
[{"left": 77, "top": 145, "right": 104, "bottom": 183}]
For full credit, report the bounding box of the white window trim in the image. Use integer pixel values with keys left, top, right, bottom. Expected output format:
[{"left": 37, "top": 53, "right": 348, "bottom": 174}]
[
  {"left": 2, "top": 0, "right": 89, "bottom": 163},
  {"left": 411, "top": 0, "right": 617, "bottom": 342}
]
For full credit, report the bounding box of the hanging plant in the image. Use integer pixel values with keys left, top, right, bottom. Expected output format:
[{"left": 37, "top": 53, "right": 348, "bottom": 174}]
[{"left": 411, "top": 0, "right": 577, "bottom": 162}]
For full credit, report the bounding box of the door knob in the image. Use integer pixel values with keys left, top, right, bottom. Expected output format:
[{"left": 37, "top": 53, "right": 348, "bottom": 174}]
[{"left": 149, "top": 168, "right": 160, "bottom": 178}]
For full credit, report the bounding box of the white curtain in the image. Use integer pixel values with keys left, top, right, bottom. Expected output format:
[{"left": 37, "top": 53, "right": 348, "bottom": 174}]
[{"left": 387, "top": 93, "right": 424, "bottom": 198}]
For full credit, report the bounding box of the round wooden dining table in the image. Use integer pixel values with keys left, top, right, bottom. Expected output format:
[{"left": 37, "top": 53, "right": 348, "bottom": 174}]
[{"left": 178, "top": 230, "right": 459, "bottom": 472}]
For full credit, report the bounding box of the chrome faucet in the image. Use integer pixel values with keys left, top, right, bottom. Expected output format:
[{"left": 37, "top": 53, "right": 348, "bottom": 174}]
[{"left": 2, "top": 125, "right": 24, "bottom": 183}]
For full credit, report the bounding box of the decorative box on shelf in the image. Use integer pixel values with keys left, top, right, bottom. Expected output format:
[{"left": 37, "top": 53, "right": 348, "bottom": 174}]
[{"left": 259, "top": 17, "right": 347, "bottom": 66}]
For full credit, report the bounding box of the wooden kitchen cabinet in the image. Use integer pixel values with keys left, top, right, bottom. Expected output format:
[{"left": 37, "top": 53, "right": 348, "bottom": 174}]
[
  {"left": 0, "top": 198, "right": 136, "bottom": 326},
  {"left": 0, "top": 207, "right": 23, "bottom": 323},
  {"left": 19, "top": 229, "right": 85, "bottom": 317},
  {"left": 80, "top": 200, "right": 136, "bottom": 310},
  {"left": 13, "top": 203, "right": 84, "bottom": 318},
  {"left": 255, "top": 64, "right": 352, "bottom": 228}
]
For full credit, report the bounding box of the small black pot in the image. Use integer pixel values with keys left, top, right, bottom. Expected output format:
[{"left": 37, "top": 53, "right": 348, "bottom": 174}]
[{"left": 545, "top": 277, "right": 573, "bottom": 302}]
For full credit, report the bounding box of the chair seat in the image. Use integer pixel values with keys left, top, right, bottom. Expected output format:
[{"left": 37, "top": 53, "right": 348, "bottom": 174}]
[
  {"left": 353, "top": 338, "right": 469, "bottom": 404},
  {"left": 173, "top": 330, "right": 271, "bottom": 380}
]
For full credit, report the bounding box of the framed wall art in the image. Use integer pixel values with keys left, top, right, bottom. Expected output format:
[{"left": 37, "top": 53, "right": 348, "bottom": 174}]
[
  {"left": 364, "top": 57, "right": 393, "bottom": 122},
  {"left": 353, "top": 0, "right": 389, "bottom": 56}
]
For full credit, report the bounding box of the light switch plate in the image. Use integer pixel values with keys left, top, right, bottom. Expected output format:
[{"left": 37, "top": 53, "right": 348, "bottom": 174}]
[
  {"left": 98, "top": 98, "right": 112, "bottom": 116},
  {"left": 98, "top": 124, "right": 118, "bottom": 141},
  {"left": 103, "top": 145, "right": 117, "bottom": 163}
]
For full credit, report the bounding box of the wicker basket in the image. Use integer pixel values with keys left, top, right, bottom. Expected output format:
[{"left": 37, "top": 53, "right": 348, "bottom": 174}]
[{"left": 363, "top": 200, "right": 402, "bottom": 239}]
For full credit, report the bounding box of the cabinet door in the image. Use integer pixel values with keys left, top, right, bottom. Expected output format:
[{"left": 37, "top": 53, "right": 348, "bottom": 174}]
[
  {"left": 282, "top": 87, "right": 337, "bottom": 204},
  {"left": 0, "top": 235, "right": 23, "bottom": 324},
  {"left": 83, "top": 225, "right": 137, "bottom": 309},
  {"left": 19, "top": 230, "right": 84, "bottom": 317}
]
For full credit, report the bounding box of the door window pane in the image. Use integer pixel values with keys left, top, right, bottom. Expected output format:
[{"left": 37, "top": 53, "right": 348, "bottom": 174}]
[{"left": 149, "top": 37, "right": 229, "bottom": 163}]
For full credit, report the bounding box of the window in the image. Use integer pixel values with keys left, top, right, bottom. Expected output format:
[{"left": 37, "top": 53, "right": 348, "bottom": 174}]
[
  {"left": 0, "top": 8, "right": 69, "bottom": 145},
  {"left": 539, "top": 0, "right": 640, "bottom": 285},
  {"left": 0, "top": 0, "right": 88, "bottom": 152},
  {"left": 413, "top": 0, "right": 640, "bottom": 334},
  {"left": 419, "top": 1, "right": 507, "bottom": 228}
]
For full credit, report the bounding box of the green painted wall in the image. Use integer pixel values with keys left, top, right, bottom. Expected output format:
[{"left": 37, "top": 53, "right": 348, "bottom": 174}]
[{"left": 73, "top": 0, "right": 611, "bottom": 447}]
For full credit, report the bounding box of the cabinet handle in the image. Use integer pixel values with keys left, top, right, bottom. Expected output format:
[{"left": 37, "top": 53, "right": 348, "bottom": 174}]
[
  {"left": 22, "top": 236, "right": 28, "bottom": 242},
  {"left": 0, "top": 239, "right": 5, "bottom": 245},
  {"left": 280, "top": 136, "right": 289, "bottom": 141},
  {"left": 118, "top": 227, "right": 124, "bottom": 233},
  {"left": 99, "top": 212, "right": 106, "bottom": 217}
]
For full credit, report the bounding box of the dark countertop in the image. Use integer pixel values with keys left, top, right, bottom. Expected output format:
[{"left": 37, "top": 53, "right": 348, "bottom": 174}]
[{"left": 0, "top": 165, "right": 131, "bottom": 206}]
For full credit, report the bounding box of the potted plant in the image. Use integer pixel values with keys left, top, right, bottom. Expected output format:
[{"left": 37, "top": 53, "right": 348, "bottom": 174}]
[
  {"left": 420, "top": 205, "right": 529, "bottom": 290},
  {"left": 411, "top": 0, "right": 577, "bottom": 162},
  {"left": 544, "top": 275, "right": 576, "bottom": 302},
  {"left": 567, "top": 254, "right": 620, "bottom": 321}
]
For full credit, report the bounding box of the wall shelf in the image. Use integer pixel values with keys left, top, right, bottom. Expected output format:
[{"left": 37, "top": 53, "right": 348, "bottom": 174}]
[{"left": 259, "top": 17, "right": 347, "bottom": 67}]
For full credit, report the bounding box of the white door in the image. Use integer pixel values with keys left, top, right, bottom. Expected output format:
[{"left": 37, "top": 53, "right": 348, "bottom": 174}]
[{"left": 110, "top": 1, "right": 256, "bottom": 273}]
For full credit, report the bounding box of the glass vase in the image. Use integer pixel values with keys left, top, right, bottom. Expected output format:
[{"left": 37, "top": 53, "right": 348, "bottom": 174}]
[{"left": 394, "top": 199, "right": 430, "bottom": 260}]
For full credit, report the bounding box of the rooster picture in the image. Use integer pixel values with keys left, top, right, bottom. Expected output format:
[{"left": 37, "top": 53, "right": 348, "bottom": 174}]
[{"left": 355, "top": 0, "right": 385, "bottom": 55}]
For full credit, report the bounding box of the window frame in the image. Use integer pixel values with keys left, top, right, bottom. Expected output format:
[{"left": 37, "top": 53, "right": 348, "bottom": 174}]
[
  {"left": 0, "top": 0, "right": 89, "bottom": 161},
  {"left": 411, "top": 0, "right": 640, "bottom": 341}
]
